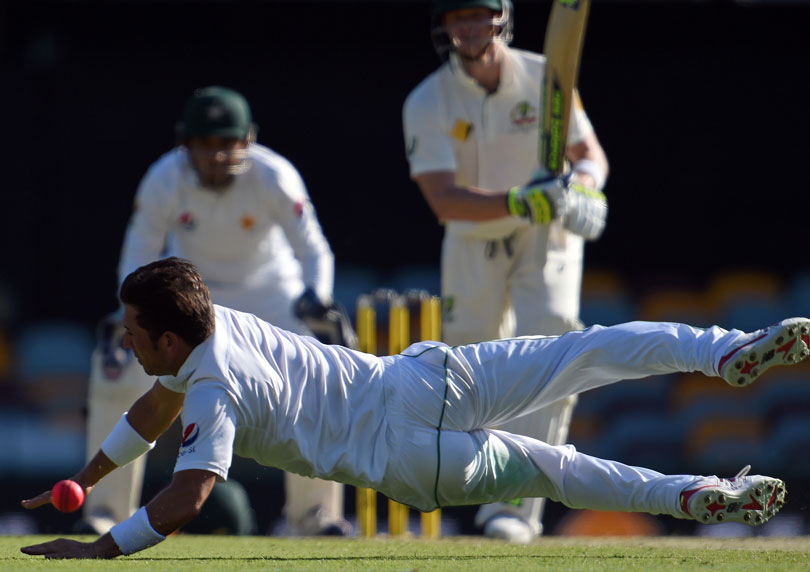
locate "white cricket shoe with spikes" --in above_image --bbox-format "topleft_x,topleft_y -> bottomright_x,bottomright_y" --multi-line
680,465 -> 786,526
718,318 -> 810,387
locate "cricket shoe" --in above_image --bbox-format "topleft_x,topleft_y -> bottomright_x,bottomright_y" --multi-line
718,318 -> 810,387
680,465 -> 786,526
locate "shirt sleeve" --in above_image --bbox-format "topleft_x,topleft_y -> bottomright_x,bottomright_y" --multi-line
174,382 -> 236,480
402,85 -> 457,177
117,162 -> 176,288
262,159 -> 335,303
567,94 -> 595,146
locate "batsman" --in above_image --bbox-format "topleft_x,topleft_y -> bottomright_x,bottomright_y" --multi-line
403,0 -> 608,542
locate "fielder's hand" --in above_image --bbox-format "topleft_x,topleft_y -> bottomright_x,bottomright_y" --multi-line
21,480 -> 92,510
20,489 -> 54,510
506,176 -> 566,224
21,539 -> 102,559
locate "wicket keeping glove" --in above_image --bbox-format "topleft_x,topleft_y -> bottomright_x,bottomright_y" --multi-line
294,288 -> 359,349
96,311 -> 134,380
506,176 -> 566,224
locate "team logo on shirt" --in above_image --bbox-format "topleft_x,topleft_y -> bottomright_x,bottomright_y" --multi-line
510,101 -> 538,132
240,215 -> 256,230
450,120 -> 472,142
181,423 -> 200,447
294,200 -> 306,218
178,211 -> 196,231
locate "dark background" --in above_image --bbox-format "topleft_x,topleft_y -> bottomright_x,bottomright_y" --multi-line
1,0 -> 810,537
2,0 -> 809,329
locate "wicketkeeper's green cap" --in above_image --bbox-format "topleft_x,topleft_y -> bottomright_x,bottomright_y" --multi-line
177,86 -> 252,140
432,0 -> 502,20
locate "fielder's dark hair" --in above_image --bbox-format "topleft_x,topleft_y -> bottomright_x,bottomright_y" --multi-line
119,257 -> 215,346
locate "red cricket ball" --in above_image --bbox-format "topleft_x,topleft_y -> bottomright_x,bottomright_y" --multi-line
51,480 -> 85,513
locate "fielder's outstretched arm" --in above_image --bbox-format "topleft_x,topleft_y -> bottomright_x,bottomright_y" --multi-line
126,380 -> 185,441
20,380 -> 183,511
21,469 -> 217,559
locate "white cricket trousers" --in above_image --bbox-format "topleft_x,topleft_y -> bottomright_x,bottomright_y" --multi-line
441,226 -> 585,533
378,321 -> 741,515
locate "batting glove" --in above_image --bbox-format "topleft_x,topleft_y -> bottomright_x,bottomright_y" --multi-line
506,176 -> 566,224
562,181 -> 608,240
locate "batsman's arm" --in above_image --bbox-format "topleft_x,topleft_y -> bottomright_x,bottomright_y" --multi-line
413,171 -> 511,222
412,124 -> 605,225
405,87 -> 510,222
566,129 -> 609,189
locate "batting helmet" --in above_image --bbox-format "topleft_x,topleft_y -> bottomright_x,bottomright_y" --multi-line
433,0 -> 504,20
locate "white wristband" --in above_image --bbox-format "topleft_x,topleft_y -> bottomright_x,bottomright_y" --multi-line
101,413 -> 155,467
572,158 -> 607,191
110,506 -> 166,555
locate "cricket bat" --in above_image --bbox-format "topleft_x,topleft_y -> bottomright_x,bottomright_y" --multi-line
538,0 -> 592,177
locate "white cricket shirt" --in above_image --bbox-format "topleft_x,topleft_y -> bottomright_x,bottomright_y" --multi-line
117,144 -> 334,303
161,305 -> 390,488
403,46 -> 594,239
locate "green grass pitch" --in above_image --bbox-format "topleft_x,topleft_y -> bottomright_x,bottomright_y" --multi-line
3,535 -> 810,571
